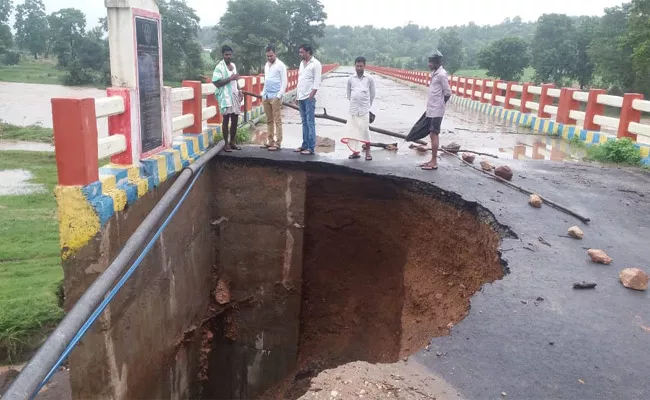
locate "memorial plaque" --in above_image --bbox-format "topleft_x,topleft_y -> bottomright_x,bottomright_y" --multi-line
135,17 -> 163,153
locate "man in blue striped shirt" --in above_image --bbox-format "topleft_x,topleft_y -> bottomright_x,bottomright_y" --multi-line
260,45 -> 288,151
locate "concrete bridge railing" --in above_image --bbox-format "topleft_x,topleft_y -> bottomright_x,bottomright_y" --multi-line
367,66 -> 650,165
52,63 -> 338,260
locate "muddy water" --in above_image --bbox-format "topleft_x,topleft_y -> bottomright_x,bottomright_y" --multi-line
0,169 -> 45,195
254,66 -> 587,163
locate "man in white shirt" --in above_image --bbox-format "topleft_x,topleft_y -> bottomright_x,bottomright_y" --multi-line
260,45 -> 288,151
294,43 -> 322,155
345,56 -> 376,160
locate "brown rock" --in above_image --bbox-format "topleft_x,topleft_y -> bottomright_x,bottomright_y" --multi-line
568,226 -> 584,239
214,279 -> 230,304
443,142 -> 461,154
480,160 -> 493,171
529,194 -> 543,208
619,268 -> 649,291
587,249 -> 613,265
462,153 -> 475,164
494,166 -> 513,181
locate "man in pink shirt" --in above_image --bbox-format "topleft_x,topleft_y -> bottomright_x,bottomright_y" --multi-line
421,50 -> 451,171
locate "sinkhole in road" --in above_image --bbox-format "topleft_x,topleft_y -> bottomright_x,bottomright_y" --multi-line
201,163 -> 515,399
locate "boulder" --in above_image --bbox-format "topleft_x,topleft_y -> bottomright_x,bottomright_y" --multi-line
495,166 -> 513,181
568,226 -> 584,239
619,268 -> 649,291
588,249 -> 613,265
529,194 -> 543,208
462,153 -> 475,163
480,160 -> 493,171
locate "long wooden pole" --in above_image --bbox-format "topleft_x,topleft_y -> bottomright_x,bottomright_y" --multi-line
241,91 -> 590,223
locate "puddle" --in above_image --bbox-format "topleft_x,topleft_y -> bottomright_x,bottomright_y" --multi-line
0,169 -> 46,195
0,140 -> 55,152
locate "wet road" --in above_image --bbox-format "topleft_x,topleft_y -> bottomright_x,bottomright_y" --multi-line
254,66 -> 586,163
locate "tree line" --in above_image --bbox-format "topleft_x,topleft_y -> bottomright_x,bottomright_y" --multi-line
314,0 -> 650,95
2,0 -> 649,96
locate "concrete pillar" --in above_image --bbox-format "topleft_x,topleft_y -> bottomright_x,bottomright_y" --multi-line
105,0 -> 165,160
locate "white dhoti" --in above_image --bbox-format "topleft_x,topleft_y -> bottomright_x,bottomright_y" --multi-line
346,114 -> 371,152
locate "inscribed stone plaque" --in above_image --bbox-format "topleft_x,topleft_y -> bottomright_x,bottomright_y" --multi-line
135,17 -> 163,153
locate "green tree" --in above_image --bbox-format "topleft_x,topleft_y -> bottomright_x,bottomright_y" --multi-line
477,37 -> 529,81
588,4 -> 634,93
158,0 -> 205,81
573,16 -> 599,89
14,0 -> 49,59
0,0 -> 12,55
437,29 -> 464,73
48,8 -> 86,68
531,14 -> 577,85
0,0 -> 11,23
276,0 -> 327,67
216,0 -> 287,74
625,0 -> 650,95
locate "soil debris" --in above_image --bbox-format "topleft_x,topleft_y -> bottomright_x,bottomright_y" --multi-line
297,361 -> 464,400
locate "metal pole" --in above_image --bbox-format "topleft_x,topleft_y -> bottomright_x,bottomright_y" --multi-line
3,142 -> 224,399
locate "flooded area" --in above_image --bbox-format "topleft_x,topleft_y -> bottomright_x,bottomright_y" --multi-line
0,140 -> 54,152
0,169 -> 45,195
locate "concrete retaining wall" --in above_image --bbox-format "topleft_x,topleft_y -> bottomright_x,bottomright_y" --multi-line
64,171 -> 215,399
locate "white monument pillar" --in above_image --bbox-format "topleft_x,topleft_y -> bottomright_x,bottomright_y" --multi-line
105,0 -> 166,163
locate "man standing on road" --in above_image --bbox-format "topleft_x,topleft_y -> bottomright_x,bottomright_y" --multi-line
295,43 -> 322,156
212,45 -> 242,153
420,50 -> 451,170
344,56 -> 376,160
260,44 -> 288,151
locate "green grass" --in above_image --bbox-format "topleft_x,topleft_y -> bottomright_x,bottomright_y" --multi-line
0,57 -> 65,85
0,151 -> 63,363
585,138 -> 643,166
0,122 -> 54,143
453,67 -> 536,82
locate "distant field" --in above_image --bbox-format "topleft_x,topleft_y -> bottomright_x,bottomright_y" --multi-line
453,67 -> 536,82
0,57 -> 65,85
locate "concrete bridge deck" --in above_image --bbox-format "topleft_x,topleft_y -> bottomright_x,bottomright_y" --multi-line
6,66 -> 650,400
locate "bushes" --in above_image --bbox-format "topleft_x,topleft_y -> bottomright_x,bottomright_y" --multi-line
1,50 -> 20,65
586,138 -> 643,165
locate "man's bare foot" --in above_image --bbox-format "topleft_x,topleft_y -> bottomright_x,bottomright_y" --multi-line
420,161 -> 437,170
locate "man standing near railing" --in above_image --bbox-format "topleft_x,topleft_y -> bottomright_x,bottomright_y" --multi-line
295,43 -> 322,156
420,50 -> 451,171
212,45 -> 242,153
260,45 -> 288,151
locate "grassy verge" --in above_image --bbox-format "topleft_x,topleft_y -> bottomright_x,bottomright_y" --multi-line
0,122 -> 54,143
0,151 -> 63,363
0,57 -> 65,85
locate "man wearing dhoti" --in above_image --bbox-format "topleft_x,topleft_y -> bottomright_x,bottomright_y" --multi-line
344,56 -> 376,160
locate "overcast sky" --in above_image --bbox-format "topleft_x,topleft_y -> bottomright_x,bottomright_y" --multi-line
41,0 -> 625,28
